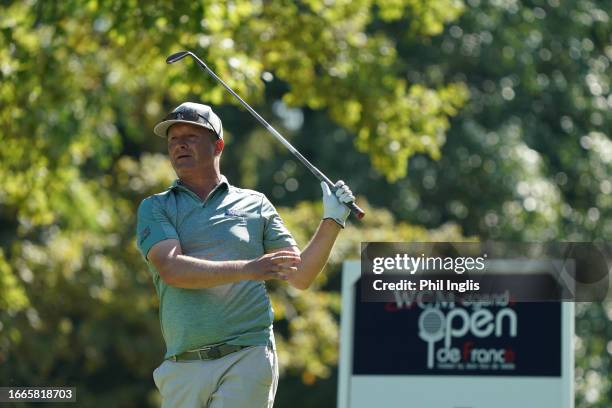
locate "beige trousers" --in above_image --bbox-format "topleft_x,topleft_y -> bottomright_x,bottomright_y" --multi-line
153,345 -> 278,408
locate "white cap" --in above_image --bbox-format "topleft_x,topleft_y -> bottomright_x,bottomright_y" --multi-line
153,102 -> 223,139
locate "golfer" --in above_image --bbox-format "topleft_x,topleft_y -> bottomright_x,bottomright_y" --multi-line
136,102 -> 354,408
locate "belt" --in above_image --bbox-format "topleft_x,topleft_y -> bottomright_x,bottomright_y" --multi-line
169,343 -> 250,362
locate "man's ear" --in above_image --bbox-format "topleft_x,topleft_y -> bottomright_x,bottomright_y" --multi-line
214,139 -> 224,155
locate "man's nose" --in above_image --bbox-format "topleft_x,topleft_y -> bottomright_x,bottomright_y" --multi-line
171,143 -> 187,157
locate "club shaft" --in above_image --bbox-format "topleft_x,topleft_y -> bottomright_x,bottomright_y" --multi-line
188,54 -> 331,184
181,52 -> 365,219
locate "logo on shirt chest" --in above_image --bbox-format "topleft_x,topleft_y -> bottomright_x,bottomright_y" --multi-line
224,209 -> 250,218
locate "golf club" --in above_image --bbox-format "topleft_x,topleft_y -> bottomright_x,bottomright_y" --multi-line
166,50 -> 366,220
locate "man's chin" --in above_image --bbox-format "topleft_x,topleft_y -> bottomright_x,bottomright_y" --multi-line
173,162 -> 197,175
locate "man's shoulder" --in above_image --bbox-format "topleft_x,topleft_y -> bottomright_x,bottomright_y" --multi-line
228,185 -> 266,200
137,188 -> 175,212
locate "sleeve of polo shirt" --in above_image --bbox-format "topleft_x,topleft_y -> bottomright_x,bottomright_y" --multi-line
261,195 -> 297,251
136,196 -> 179,260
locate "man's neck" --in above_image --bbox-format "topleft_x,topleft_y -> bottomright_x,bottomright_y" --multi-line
178,171 -> 222,201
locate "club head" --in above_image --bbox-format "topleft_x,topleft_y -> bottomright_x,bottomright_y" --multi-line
166,51 -> 191,64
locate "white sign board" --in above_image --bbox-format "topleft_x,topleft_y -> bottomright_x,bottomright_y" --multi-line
338,260 -> 574,408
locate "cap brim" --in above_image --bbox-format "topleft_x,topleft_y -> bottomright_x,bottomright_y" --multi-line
153,120 -> 219,139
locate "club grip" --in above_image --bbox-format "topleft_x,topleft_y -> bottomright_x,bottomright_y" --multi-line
347,201 -> 366,219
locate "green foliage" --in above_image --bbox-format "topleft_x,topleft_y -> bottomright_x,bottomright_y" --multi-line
0,0 -> 609,406
383,0 -> 611,241
0,249 -> 28,313
575,301 -> 612,407
1,2 -> 468,404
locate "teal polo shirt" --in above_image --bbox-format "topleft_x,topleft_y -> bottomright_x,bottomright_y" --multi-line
136,175 -> 297,359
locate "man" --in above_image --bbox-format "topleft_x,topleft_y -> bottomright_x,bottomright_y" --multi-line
136,102 -> 354,408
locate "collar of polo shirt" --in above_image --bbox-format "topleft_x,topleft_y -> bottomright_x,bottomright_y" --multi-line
171,175 -> 231,190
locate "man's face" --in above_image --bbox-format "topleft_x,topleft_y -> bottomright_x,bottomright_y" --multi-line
167,123 -> 222,176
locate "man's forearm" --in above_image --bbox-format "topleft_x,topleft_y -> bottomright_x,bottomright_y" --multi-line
290,219 -> 341,290
160,255 -> 249,289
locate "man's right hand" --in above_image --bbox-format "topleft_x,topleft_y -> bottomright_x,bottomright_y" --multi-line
244,251 -> 301,281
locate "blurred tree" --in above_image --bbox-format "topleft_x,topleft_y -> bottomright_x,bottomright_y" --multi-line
236,0 -> 611,242
0,0 -> 468,406
1,0 -> 609,406
374,0 -> 611,241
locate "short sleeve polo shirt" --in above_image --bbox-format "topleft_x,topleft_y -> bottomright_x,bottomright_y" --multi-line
136,175 -> 297,359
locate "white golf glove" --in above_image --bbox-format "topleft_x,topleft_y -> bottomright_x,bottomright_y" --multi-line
321,180 -> 355,228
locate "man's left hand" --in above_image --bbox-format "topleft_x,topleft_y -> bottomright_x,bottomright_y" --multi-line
321,180 -> 355,228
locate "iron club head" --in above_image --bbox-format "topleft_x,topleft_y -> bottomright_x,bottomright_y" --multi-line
166,51 -> 191,64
